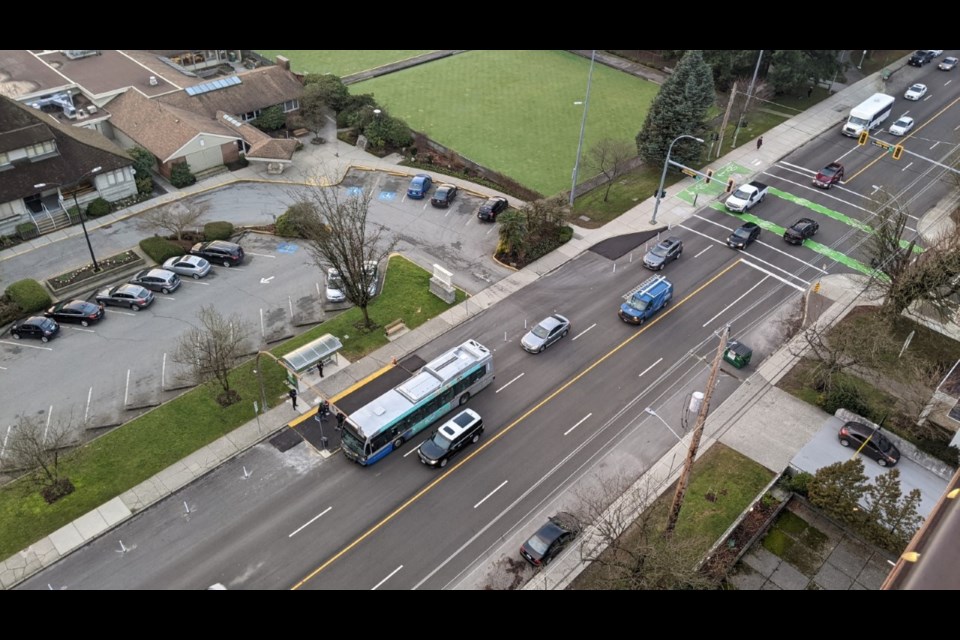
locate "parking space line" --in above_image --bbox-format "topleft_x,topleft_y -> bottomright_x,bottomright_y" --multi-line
183,280 -> 210,286
246,252 -> 276,258
106,309 -> 138,316
0,365 -> 7,370
162,353 -> 167,390
485,225 -> 496,235
260,308 -> 265,336
85,387 -> 93,423
288,296 -> 294,318
572,323 -> 595,341
0,340 -> 53,350
703,276 -> 770,327
43,405 -> 53,442
68,327 -> 96,333
124,369 -> 131,407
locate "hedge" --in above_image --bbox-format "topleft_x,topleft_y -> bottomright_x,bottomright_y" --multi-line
86,197 -> 111,218
203,221 -> 234,241
6,279 -> 52,313
139,236 -> 184,264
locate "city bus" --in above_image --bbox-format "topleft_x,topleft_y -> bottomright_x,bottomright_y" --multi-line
841,92 -> 895,137
340,339 -> 494,466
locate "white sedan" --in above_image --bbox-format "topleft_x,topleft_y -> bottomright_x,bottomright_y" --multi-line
904,83 -> 928,100
889,116 -> 915,136
929,50 -> 944,57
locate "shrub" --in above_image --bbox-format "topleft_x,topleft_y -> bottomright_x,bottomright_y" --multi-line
128,147 -> 155,194
139,236 -> 184,263
7,279 -> 52,313
203,221 -> 234,241
254,105 -> 286,132
275,203 -> 315,238
782,471 -> 813,496
85,197 -> 111,218
170,162 -> 196,188
135,176 -> 154,196
16,222 -> 39,240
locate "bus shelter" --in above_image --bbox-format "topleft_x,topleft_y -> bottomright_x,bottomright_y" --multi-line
279,333 -> 342,391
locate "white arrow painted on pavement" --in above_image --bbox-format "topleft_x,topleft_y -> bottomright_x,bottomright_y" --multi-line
260,276 -> 275,284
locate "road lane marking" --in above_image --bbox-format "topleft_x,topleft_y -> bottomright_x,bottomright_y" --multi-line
739,259 -> 806,292
697,210 -> 830,272
289,506 -> 332,538
638,358 -> 663,378
105,309 -> 138,316
124,369 -> 131,407
571,323 -> 595,340
474,480 -> 509,509
85,387 -> 93,424
694,246 -> 712,258
371,565 -> 403,590
703,276 -> 770,327
563,413 -> 592,436
495,373 -> 525,393
291,260 -> 744,589
0,340 -> 52,350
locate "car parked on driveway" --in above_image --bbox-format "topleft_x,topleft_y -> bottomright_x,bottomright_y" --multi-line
838,421 -> 901,467
813,162 -> 844,189
190,240 -> 244,267
643,237 -> 683,270
162,255 -> 211,279
520,513 -> 581,567
417,408 -> 483,468
889,116 -> 915,136
727,222 -> 760,249
129,268 -> 181,294
95,284 -> 155,311
783,218 -> 820,245
477,196 -> 508,222
521,314 -> 570,353
430,183 -> 458,208
44,300 -> 105,326
11,316 -> 60,342
407,173 -> 433,199
939,56 -> 958,71
904,83 -> 928,101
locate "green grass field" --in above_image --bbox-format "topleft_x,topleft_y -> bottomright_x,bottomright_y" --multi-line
255,51 -> 432,77
352,50 -> 658,196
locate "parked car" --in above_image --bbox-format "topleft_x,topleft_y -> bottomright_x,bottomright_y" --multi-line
430,183 -> 458,208
838,421 -> 901,467
162,255 -> 211,279
95,284 -> 155,311
783,218 -> 820,245
727,222 -> 761,249
407,173 -> 433,199
477,196 -> 508,222
520,513 -> 582,566
190,240 -> 244,267
363,260 -> 378,297
325,267 -> 345,302
929,50 -> 944,57
521,314 -> 570,353
904,83 -> 928,101
44,299 -> 105,326
813,162 -> 844,189
939,56 -> 958,71
129,268 -> 181,294
643,237 -> 683,271
908,50 -> 935,66
10,316 -> 60,342
889,116 -> 915,136
417,409 -> 483,468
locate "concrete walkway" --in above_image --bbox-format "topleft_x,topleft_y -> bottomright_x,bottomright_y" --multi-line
1,52 -> 932,590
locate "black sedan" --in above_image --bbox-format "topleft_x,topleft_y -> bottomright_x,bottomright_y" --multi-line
477,196 -> 508,222
430,183 -> 458,208
727,222 -> 760,249
783,218 -> 819,245
520,513 -> 581,566
95,284 -> 155,311
11,316 -> 60,342
45,299 -> 105,326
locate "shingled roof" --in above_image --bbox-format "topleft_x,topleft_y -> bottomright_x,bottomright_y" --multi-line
214,111 -> 297,162
0,95 -> 132,203
157,65 -> 303,119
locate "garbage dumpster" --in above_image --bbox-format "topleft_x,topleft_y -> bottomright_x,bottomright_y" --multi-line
723,340 -> 753,369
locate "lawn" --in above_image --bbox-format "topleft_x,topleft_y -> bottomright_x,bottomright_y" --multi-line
0,255 -> 465,560
352,50 -> 658,196
254,50 -> 433,77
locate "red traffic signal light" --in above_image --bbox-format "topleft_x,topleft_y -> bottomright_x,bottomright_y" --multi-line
725,179 -> 735,193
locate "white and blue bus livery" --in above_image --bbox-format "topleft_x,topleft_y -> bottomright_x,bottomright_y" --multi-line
341,340 -> 494,466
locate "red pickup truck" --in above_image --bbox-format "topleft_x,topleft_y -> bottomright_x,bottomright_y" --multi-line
813,162 -> 844,189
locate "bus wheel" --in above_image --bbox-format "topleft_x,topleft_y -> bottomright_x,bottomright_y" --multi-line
459,392 -> 471,406
393,436 -> 404,450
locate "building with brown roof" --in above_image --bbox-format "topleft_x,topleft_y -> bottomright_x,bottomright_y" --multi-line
0,95 -> 136,238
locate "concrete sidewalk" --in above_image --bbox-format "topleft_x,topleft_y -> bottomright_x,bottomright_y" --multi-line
1,53 -> 930,590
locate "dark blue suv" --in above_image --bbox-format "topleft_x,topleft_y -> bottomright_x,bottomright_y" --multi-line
407,174 -> 433,199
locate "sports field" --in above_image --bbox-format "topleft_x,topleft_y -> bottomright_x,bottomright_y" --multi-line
255,50 -> 433,77
353,50 -> 657,195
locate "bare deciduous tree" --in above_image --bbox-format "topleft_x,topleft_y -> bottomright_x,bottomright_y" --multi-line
140,201 -> 210,242
295,181 -> 396,330
585,138 -> 635,202
4,413 -> 78,504
173,305 -> 252,406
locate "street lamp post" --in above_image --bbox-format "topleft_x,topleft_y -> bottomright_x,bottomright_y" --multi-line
569,49 -> 596,207
644,407 -> 683,442
34,165 -> 102,271
650,135 -> 703,225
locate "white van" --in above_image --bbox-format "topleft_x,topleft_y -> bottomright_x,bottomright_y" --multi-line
842,93 -> 895,137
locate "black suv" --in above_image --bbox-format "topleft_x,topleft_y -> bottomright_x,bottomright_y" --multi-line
477,196 -> 508,222
190,240 -> 244,267
417,409 -> 483,468
909,50 -> 935,67
838,421 -> 901,467
430,183 -> 458,208
727,222 -> 760,249
783,218 -> 819,245
520,513 -> 582,567
643,237 -> 683,270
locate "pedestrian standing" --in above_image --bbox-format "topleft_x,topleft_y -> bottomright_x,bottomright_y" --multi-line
317,360 -> 324,378
336,411 -> 345,432
756,136 -> 763,150
320,400 -> 330,419
807,86 -> 814,98
289,388 -> 298,410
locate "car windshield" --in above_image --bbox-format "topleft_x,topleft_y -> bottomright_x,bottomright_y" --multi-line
650,244 -> 669,258
436,189 -> 448,197
526,532 -> 551,555
894,119 -> 909,127
532,323 -> 552,338
328,275 -> 343,289
734,228 -> 752,239
429,432 -> 453,451
911,85 -> 923,92
40,318 -> 56,330
628,297 -> 649,312
821,166 -> 838,177
732,188 -> 751,199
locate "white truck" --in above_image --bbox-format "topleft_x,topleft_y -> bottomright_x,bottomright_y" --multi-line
725,181 -> 768,213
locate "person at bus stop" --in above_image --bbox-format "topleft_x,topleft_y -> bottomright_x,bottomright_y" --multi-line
317,360 -> 324,378
319,400 -> 330,419
289,388 -> 298,410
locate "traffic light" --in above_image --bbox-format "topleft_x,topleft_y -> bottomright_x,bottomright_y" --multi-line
858,130 -> 869,146
705,169 -> 714,185
725,179 -> 735,193
892,144 -> 904,161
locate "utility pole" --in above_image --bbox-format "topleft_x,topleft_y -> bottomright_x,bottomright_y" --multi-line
665,325 -> 730,536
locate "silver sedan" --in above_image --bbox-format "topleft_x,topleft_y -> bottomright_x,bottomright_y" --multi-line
163,255 -> 211,279
521,314 -> 571,353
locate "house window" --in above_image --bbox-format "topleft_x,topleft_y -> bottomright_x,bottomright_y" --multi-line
282,99 -> 299,113
241,110 -> 260,122
0,201 -> 15,219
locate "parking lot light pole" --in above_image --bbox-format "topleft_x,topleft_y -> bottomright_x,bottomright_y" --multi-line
650,135 -> 703,225
34,165 -> 102,272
